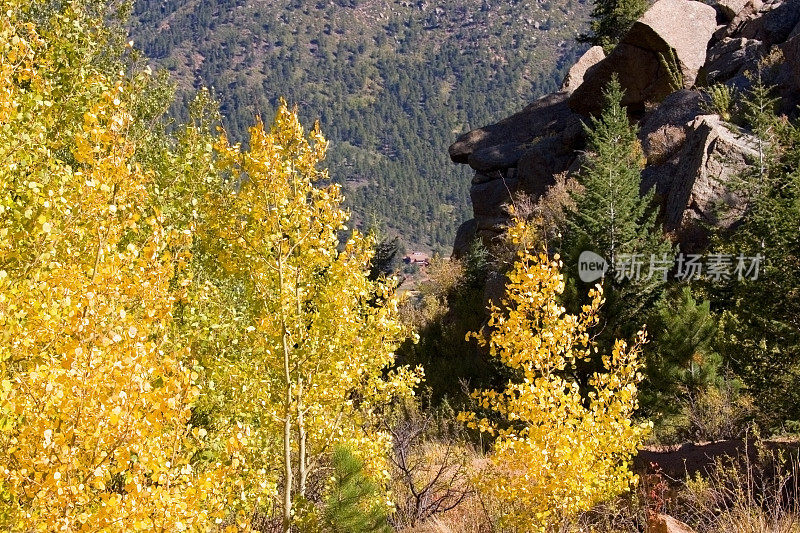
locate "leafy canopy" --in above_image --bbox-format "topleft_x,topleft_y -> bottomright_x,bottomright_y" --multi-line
192,101 -> 422,528
0,1 -> 246,529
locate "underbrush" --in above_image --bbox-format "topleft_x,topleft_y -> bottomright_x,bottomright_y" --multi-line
679,441 -> 800,533
397,436 -> 800,533
574,439 -> 800,533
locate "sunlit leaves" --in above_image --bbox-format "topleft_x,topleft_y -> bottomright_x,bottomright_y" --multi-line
2,1 -> 419,529
0,2 -> 243,529
191,101 -> 421,526
460,220 -> 650,531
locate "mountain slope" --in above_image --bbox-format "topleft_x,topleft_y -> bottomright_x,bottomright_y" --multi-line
130,0 -> 590,253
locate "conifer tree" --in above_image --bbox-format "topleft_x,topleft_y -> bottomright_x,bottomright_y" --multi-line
642,287 -> 722,421
565,76 -> 672,343
322,447 -> 391,533
580,0 -> 648,50
710,79 -> 800,427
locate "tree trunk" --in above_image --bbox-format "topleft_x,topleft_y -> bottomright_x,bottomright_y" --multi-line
279,253 -> 293,533
298,379 -> 307,496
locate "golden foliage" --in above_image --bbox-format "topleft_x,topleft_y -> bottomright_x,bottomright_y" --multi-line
192,102 -> 422,527
0,3 -> 247,529
460,221 -> 650,532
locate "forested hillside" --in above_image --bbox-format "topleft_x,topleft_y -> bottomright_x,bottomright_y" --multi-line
129,0 -> 589,253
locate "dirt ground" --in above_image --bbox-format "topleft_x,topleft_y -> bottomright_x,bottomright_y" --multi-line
635,438 -> 800,479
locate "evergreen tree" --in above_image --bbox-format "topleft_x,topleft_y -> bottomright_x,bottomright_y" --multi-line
580,0 -> 648,50
368,237 -> 400,281
564,76 -> 672,344
643,287 -> 722,420
323,448 -> 391,533
709,80 -> 800,428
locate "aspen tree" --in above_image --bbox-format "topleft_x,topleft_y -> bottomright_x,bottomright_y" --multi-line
208,103 -> 421,531
0,2 -> 244,529
461,221 -> 649,531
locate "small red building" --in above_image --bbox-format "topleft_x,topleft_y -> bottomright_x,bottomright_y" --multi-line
403,251 -> 430,266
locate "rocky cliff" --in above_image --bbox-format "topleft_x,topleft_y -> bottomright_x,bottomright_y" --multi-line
449,0 -> 800,256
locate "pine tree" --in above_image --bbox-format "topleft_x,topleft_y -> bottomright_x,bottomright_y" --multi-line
565,76 -> 672,343
322,448 -> 391,533
580,0 -> 648,50
643,287 -> 722,420
709,79 -> 800,427
368,237 -> 400,281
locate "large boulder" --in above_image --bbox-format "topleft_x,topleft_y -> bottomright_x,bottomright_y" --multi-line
639,89 -> 704,168
714,0 -> 757,22
516,135 -> 582,198
660,115 -> 757,247
704,37 -> 763,84
714,0 -> 763,40
468,142 -> 533,173
452,218 -> 478,258
561,46 -> 605,93
448,90 -> 587,244
470,174 -> 519,220
569,0 -> 717,116
740,0 -> 800,46
449,92 -> 575,165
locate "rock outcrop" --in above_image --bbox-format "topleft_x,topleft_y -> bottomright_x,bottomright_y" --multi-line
778,28 -> 800,109
705,37 -> 762,84
560,46 -> 605,93
569,0 -> 717,116
716,0 -> 757,22
449,92 -> 585,242
449,92 -> 577,165
649,115 -> 757,248
647,513 -> 697,533
739,0 -> 800,46
448,0 -> 800,256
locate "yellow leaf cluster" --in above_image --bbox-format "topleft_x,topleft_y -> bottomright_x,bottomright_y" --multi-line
188,101 -> 422,527
0,2 -> 421,529
460,220 -> 650,532
0,3 -> 246,529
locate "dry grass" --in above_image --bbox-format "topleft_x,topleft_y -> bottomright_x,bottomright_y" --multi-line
678,440 -> 800,533
398,437 -> 800,533
387,391 -> 800,533
397,493 -> 493,533
573,438 -> 800,533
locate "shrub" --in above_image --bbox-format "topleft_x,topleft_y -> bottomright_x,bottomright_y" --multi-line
459,220 -> 650,531
702,84 -> 737,122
